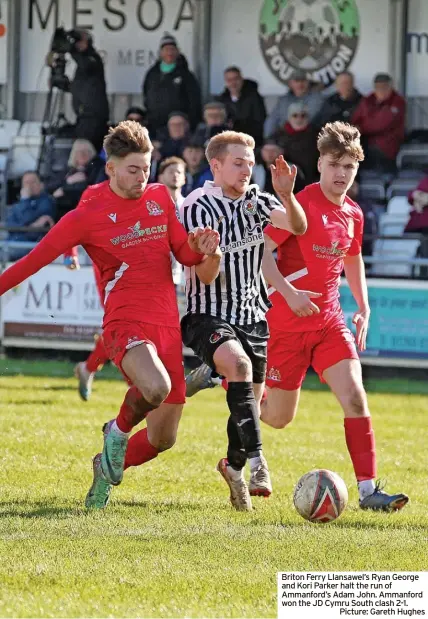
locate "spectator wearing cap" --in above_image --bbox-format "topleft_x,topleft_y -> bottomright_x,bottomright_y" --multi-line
315,71 -> 362,128
271,102 -> 319,187
253,140 -> 306,196
216,66 -> 266,147
125,106 -> 147,126
352,73 -> 406,174
264,69 -> 324,138
157,112 -> 190,159
182,141 -> 213,196
193,101 -> 229,147
142,32 -> 202,136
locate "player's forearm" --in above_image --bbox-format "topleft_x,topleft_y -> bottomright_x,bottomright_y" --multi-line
174,241 -> 205,268
272,195 -> 307,235
262,246 -> 296,301
0,241 -> 61,295
195,250 -> 222,285
344,254 -> 370,311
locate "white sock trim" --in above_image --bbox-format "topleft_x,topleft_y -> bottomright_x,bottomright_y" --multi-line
227,464 -> 244,481
111,420 -> 131,438
358,479 -> 376,500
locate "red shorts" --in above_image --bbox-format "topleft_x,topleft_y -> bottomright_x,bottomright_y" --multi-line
266,321 -> 359,391
103,321 -> 185,404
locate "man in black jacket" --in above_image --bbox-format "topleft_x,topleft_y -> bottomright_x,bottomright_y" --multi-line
216,66 -> 266,147
70,31 -> 109,153
315,71 -> 362,129
143,33 -> 202,136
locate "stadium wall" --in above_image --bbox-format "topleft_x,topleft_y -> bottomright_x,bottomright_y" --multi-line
1,0 -> 428,128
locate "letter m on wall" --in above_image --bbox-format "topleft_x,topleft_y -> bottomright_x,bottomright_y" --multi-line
29,0 -> 59,30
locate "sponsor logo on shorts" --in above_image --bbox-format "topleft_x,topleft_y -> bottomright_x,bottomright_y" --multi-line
126,336 -> 145,350
267,367 -> 281,382
146,200 -> 163,216
110,221 -> 167,248
313,240 -> 349,260
209,331 -> 225,344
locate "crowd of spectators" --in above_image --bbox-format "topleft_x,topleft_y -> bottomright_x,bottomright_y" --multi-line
3,30 -> 427,271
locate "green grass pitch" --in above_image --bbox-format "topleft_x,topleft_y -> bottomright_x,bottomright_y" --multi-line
0,359 -> 427,618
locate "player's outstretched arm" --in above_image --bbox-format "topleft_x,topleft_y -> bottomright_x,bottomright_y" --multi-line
270,156 -> 307,235
0,210 -> 84,296
263,233 -> 321,317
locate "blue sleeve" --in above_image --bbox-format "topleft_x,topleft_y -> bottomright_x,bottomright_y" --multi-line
34,194 -> 56,219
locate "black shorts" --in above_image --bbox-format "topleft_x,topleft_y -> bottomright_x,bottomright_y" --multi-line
181,313 -> 269,384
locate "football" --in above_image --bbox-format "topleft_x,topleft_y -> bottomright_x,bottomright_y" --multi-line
293,469 -> 348,523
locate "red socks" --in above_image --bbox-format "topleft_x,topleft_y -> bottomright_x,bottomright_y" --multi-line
85,335 -> 109,373
344,416 -> 377,481
124,428 -> 159,469
116,386 -> 142,433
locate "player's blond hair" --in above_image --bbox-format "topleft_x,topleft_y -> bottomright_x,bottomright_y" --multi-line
205,130 -> 255,162
317,122 -> 365,162
103,120 -> 153,159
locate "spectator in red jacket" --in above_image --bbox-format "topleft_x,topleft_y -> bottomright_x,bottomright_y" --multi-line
352,73 -> 406,174
405,176 -> 428,234
406,176 -> 428,277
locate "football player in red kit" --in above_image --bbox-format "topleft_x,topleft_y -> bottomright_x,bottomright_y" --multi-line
0,121 -> 221,508
261,122 -> 408,512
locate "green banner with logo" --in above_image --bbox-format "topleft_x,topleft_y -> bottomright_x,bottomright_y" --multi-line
340,279 -> 428,362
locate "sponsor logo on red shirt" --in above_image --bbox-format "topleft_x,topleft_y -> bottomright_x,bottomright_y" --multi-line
312,240 -> 349,260
110,221 -> 167,248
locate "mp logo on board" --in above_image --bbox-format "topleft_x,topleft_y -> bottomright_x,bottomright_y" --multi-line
259,0 -> 360,87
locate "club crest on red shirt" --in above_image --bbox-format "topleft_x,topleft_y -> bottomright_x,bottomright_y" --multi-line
146,200 -> 163,216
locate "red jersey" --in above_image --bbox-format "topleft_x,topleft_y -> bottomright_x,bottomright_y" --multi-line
265,183 -> 363,332
0,182 -> 203,329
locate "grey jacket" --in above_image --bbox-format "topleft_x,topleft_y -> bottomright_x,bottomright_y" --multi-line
264,90 -> 325,137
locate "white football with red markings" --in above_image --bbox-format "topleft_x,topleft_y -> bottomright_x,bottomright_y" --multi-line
293,469 -> 348,523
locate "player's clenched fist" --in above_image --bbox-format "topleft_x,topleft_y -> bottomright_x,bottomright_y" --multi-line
188,227 -> 222,257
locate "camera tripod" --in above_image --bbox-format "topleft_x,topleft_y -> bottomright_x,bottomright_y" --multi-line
37,82 -> 73,179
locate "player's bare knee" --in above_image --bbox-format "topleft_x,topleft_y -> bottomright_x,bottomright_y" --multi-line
344,386 -> 368,416
264,411 -> 294,429
143,376 -> 171,408
234,354 -> 252,380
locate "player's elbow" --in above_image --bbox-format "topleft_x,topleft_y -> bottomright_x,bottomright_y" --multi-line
291,219 -> 307,235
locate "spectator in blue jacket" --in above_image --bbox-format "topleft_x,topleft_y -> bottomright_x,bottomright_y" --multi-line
6,171 -> 55,260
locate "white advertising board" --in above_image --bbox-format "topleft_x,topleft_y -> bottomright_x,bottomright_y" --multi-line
209,0 -> 392,96
1,263 -> 103,348
20,0 -> 195,93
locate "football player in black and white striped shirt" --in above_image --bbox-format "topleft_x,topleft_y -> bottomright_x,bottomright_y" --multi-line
180,131 -> 307,511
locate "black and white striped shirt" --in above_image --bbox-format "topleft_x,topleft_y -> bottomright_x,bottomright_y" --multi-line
180,181 -> 285,326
